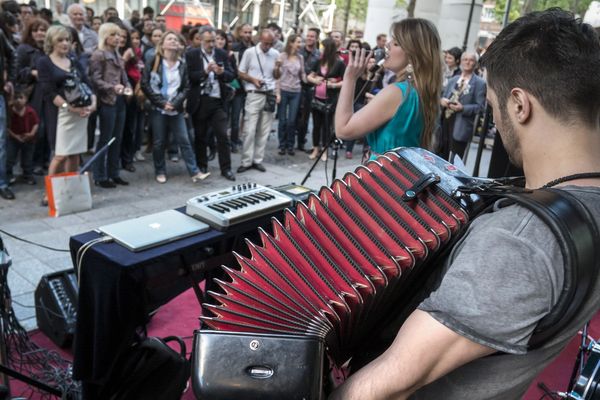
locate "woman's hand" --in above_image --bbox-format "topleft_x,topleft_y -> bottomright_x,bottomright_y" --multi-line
164,102 -> 175,112
345,48 -> 371,82
114,84 -> 125,94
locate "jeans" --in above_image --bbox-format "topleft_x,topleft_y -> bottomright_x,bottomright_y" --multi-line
277,90 -> 301,150
7,137 -> 35,178
150,111 -> 199,176
0,96 -> 7,188
297,86 -> 314,149
229,91 -> 245,145
121,99 -> 144,166
94,97 -> 127,181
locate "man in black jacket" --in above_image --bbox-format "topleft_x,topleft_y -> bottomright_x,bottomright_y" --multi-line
186,26 -> 236,181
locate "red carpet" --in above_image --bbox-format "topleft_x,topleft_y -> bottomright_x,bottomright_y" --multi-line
8,288 -> 600,399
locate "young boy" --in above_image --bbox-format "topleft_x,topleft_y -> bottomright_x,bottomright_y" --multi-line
7,88 -> 39,185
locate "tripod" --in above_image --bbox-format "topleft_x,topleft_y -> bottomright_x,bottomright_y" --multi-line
301,134 -> 342,186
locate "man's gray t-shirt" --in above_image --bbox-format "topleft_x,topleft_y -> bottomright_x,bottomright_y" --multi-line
412,186 -> 600,399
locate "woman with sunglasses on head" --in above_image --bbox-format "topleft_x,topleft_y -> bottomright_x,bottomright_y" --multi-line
335,19 -> 442,161
37,25 -> 96,204
90,22 -> 132,188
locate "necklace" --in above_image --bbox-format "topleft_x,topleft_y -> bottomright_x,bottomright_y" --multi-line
542,172 -> 600,188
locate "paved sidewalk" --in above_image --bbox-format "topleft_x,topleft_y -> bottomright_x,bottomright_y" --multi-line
0,134 -> 491,330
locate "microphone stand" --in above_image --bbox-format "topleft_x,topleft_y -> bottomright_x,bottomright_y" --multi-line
301,68 -> 381,186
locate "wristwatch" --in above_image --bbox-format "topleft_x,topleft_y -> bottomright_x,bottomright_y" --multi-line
61,102 -> 68,109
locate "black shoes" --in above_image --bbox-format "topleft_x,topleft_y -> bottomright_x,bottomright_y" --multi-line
112,177 -> 129,186
222,170 -> 236,181
207,148 -> 216,161
237,164 -> 266,173
287,149 -> 295,156
95,180 -> 116,188
200,167 -> 208,174
278,148 -> 286,155
252,163 -> 266,172
0,187 -> 15,200
123,164 -> 136,172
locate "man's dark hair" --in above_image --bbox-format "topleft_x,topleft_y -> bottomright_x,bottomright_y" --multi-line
481,8 -> 600,129
39,7 -> 51,23
1,1 -> 19,15
266,22 -> 281,34
142,6 -> 154,16
308,27 -> 320,36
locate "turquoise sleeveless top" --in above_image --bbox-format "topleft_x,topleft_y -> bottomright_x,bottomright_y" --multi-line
366,81 -> 423,155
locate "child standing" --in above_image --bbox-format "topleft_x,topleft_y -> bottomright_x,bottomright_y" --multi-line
7,89 -> 40,185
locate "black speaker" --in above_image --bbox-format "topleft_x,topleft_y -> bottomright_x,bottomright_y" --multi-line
34,269 -> 78,348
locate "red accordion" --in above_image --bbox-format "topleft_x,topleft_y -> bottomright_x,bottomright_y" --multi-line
192,148 -> 488,399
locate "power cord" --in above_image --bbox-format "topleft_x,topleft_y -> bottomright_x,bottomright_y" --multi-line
0,228 -> 69,253
76,236 -> 113,286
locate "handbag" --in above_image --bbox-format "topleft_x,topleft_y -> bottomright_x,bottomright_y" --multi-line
255,48 -> 277,113
311,98 -> 333,114
63,61 -> 93,107
104,336 -> 190,400
44,172 -> 92,217
264,91 -> 277,112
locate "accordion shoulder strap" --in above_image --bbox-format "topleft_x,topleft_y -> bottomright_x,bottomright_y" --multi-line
500,188 -> 599,349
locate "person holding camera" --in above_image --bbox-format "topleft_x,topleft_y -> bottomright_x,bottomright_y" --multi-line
186,26 -> 236,181
236,29 -> 280,173
440,51 -> 486,162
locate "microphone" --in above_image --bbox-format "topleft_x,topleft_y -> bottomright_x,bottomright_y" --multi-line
369,58 -> 385,74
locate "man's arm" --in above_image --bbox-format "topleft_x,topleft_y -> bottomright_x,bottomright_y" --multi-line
329,310 -> 495,400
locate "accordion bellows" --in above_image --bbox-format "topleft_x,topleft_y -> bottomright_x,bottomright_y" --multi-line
201,149 -> 471,363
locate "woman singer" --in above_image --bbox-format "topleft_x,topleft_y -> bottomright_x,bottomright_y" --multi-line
335,19 -> 442,159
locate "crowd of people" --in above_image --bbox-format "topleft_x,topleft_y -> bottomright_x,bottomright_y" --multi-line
0,0 -> 489,203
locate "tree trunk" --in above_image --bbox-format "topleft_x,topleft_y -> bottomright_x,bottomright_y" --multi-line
259,0 -> 271,28
407,0 -> 416,17
521,0 -> 536,15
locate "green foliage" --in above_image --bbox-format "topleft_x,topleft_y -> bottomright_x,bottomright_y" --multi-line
349,0 -> 370,21
494,0 -> 595,24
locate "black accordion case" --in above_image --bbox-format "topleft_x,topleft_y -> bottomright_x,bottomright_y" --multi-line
191,147 -> 492,399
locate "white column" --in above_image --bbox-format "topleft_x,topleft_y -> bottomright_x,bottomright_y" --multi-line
363,0 -> 401,46
116,0 -> 125,19
414,0 -> 443,25
437,0 -> 483,50
218,0 -> 224,28
252,0 -> 262,28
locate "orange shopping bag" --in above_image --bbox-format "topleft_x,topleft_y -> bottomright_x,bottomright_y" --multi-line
44,172 -> 92,217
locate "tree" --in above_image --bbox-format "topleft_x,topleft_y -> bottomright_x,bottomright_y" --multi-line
495,0 -> 594,24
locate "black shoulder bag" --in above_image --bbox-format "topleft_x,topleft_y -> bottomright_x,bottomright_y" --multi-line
63,57 -> 93,107
255,48 -> 276,112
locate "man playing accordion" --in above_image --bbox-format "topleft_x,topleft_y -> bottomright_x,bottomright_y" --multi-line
330,9 -> 600,400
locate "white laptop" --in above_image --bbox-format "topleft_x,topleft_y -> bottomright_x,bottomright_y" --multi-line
98,210 -> 210,252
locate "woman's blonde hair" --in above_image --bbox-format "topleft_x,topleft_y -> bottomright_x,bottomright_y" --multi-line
44,25 -> 70,55
98,22 -> 121,51
156,30 -> 185,58
391,18 -> 443,150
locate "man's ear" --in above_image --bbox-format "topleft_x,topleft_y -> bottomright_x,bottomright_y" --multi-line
509,88 -> 532,124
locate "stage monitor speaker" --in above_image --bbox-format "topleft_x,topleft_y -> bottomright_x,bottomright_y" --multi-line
34,269 -> 78,348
